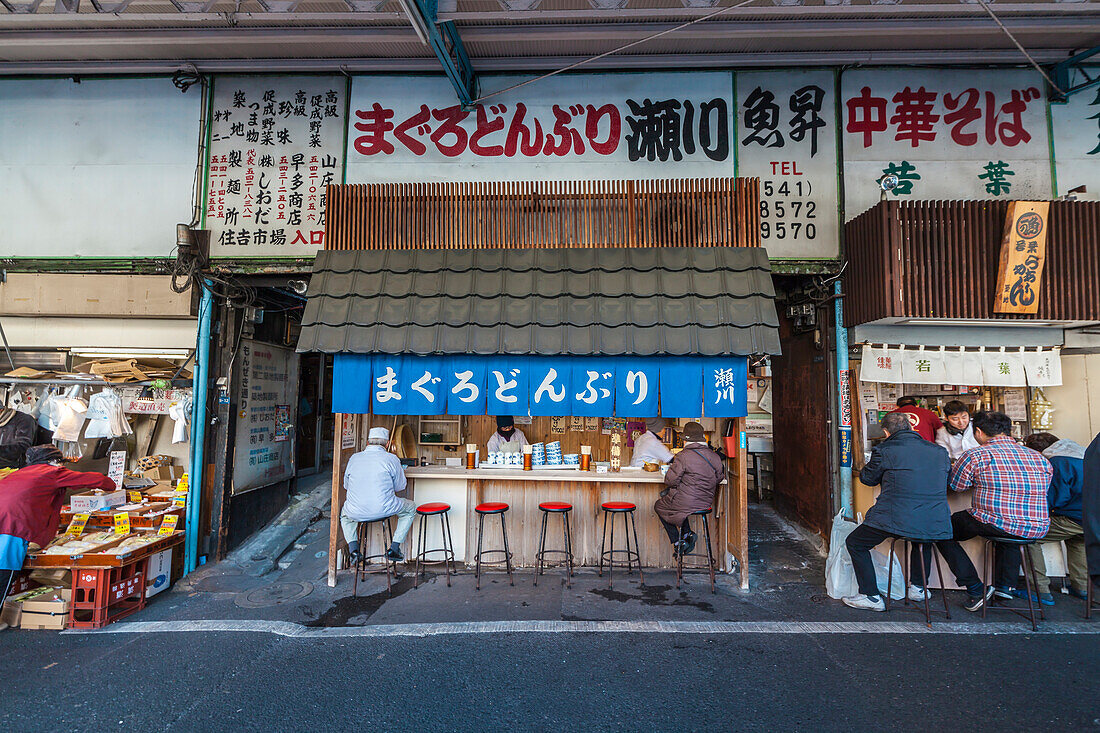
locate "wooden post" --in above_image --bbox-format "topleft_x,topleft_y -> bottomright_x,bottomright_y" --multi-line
726,416 -> 750,590
327,413 -> 347,587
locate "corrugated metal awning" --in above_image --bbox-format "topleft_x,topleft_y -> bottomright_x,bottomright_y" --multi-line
297,246 -> 780,356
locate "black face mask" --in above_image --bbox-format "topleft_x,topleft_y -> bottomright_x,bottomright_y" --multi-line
499,427 -> 515,438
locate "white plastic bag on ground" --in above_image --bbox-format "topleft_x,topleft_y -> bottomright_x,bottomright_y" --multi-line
825,511 -> 907,600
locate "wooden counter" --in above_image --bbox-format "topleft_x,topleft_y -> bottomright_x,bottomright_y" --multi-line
401,466 -> 726,570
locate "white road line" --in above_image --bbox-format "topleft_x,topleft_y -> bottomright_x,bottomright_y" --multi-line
66,618 -> 1100,638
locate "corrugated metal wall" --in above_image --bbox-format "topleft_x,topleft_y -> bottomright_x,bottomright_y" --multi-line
324,178 -> 760,250
845,200 -> 1100,325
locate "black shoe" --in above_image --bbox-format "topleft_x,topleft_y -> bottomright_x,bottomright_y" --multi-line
680,531 -> 697,556
347,550 -> 362,567
964,586 -> 996,612
385,548 -> 405,562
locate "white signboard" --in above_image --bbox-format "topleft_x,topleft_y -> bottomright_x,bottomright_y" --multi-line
233,340 -> 299,494
206,75 -> 347,257
107,451 -> 126,492
859,346 -> 1057,387
736,69 -> 840,259
842,69 -> 1052,220
1050,68 -> 1100,195
0,78 -> 199,258
346,72 -> 734,183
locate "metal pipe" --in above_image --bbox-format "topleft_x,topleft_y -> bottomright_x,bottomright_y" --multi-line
835,280 -> 853,518
185,280 -> 214,575
0,377 -> 192,388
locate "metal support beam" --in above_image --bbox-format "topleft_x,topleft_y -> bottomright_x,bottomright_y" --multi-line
1050,45 -> 1100,101
398,0 -> 477,106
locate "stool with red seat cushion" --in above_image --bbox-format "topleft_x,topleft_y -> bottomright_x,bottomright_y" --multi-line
534,501 -> 575,587
598,501 -> 643,589
351,516 -> 399,598
474,502 -> 514,590
412,502 -> 457,589
676,508 -> 717,594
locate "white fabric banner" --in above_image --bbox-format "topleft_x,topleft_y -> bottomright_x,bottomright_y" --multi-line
899,347 -> 947,384
1023,349 -> 1063,387
942,348 -> 985,386
859,345 -> 902,383
981,348 -> 1027,387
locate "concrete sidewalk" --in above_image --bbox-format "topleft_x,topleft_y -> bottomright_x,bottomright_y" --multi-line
132,489 -> 1097,631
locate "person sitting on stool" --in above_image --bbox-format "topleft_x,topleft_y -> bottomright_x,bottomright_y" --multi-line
655,421 -> 723,556
341,427 -> 416,565
844,412 -> 952,612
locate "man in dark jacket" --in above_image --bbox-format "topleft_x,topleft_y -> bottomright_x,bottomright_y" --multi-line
0,408 -> 37,469
1084,432 -> 1100,595
1022,433 -> 1087,604
843,411 -> 952,612
655,422 -> 724,556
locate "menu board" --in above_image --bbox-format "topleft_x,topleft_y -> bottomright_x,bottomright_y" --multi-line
233,340 -> 299,494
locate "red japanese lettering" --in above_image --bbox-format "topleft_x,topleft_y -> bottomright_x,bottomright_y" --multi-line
584,103 -> 620,155
430,105 -> 470,157
504,103 -> 544,158
845,86 -> 889,147
469,104 -> 506,157
890,87 -> 939,147
543,104 -> 584,157
991,87 -> 1040,147
943,88 -> 981,146
353,103 -> 395,155
393,104 -> 431,155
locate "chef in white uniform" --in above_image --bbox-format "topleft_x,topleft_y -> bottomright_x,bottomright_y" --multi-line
935,400 -> 979,462
630,417 -> 674,467
487,416 -> 529,453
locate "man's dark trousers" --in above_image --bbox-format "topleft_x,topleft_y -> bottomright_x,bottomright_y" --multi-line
936,510 -> 1024,590
845,524 -> 933,598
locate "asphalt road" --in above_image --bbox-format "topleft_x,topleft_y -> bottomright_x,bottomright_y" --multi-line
2,630 -> 1098,731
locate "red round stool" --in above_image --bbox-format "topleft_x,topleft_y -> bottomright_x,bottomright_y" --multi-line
534,502 -> 575,588
599,501 -> 643,589
474,502 -> 513,591
413,502 -> 457,589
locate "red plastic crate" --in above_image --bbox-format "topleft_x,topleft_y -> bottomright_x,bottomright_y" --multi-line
68,558 -> 148,630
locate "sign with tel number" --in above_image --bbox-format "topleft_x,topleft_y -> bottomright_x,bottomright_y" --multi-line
736,69 -> 840,259
113,512 -> 131,535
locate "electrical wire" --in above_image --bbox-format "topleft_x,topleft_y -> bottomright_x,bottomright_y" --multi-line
473,0 -> 764,104
971,0 -> 1064,96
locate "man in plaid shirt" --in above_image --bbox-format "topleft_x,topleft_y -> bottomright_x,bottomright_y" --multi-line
935,411 -> 1052,612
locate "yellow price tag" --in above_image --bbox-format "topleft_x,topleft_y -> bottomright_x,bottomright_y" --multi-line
127,490 -> 143,504
158,514 -> 179,536
65,513 -> 90,537
113,512 -> 131,535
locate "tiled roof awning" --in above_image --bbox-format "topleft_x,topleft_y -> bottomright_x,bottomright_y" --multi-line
297,247 -> 780,356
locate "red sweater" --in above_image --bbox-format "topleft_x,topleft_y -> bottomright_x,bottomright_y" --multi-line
0,464 -> 115,548
891,406 -> 944,442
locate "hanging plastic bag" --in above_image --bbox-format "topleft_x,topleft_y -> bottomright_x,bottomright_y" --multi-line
825,511 -> 859,599
825,511 -> 907,600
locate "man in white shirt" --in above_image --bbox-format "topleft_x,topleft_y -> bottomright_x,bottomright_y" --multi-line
341,427 -> 415,564
487,416 -> 528,453
935,400 -> 979,462
630,417 -> 674,467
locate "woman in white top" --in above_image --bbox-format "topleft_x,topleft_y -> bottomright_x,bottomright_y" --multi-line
935,400 -> 979,461
487,416 -> 528,453
630,417 -> 675,467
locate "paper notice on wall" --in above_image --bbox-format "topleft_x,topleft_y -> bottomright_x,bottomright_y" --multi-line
107,450 -> 126,491
1003,388 -> 1029,421
569,416 -> 584,431
341,414 -> 357,450
584,417 -> 599,431
550,417 -> 567,434
757,383 -> 773,414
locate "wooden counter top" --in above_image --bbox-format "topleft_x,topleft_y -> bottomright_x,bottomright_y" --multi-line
404,465 -> 670,484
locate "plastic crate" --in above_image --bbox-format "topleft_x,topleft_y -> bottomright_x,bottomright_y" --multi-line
68,558 -> 148,630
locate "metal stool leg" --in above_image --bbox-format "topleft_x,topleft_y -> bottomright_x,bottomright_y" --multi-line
1087,580 -> 1094,620
702,514 -> 715,594
1018,545 -> 1038,630
476,512 -> 485,591
414,513 -> 426,589
383,518 -> 395,596
915,542 -> 931,626
629,509 -> 644,585
608,509 -> 616,589
885,537 -> 898,611
598,510 -> 608,578
501,512 -> 514,586
442,513 -> 455,587
353,521 -> 366,597
981,539 -> 992,620
676,527 -> 684,590
932,544 -> 952,620
624,511 -> 636,576
534,510 -> 548,587
564,511 -> 575,582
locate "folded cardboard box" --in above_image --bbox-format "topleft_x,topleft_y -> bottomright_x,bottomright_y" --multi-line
69,490 -> 127,513
141,465 -> 181,482
2,586 -> 68,629
19,588 -> 71,630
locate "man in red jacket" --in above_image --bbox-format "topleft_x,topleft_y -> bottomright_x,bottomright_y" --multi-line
890,395 -> 944,442
0,445 -> 115,625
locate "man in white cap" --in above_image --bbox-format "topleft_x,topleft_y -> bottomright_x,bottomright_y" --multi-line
341,427 -> 416,564
630,417 -> 674,467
